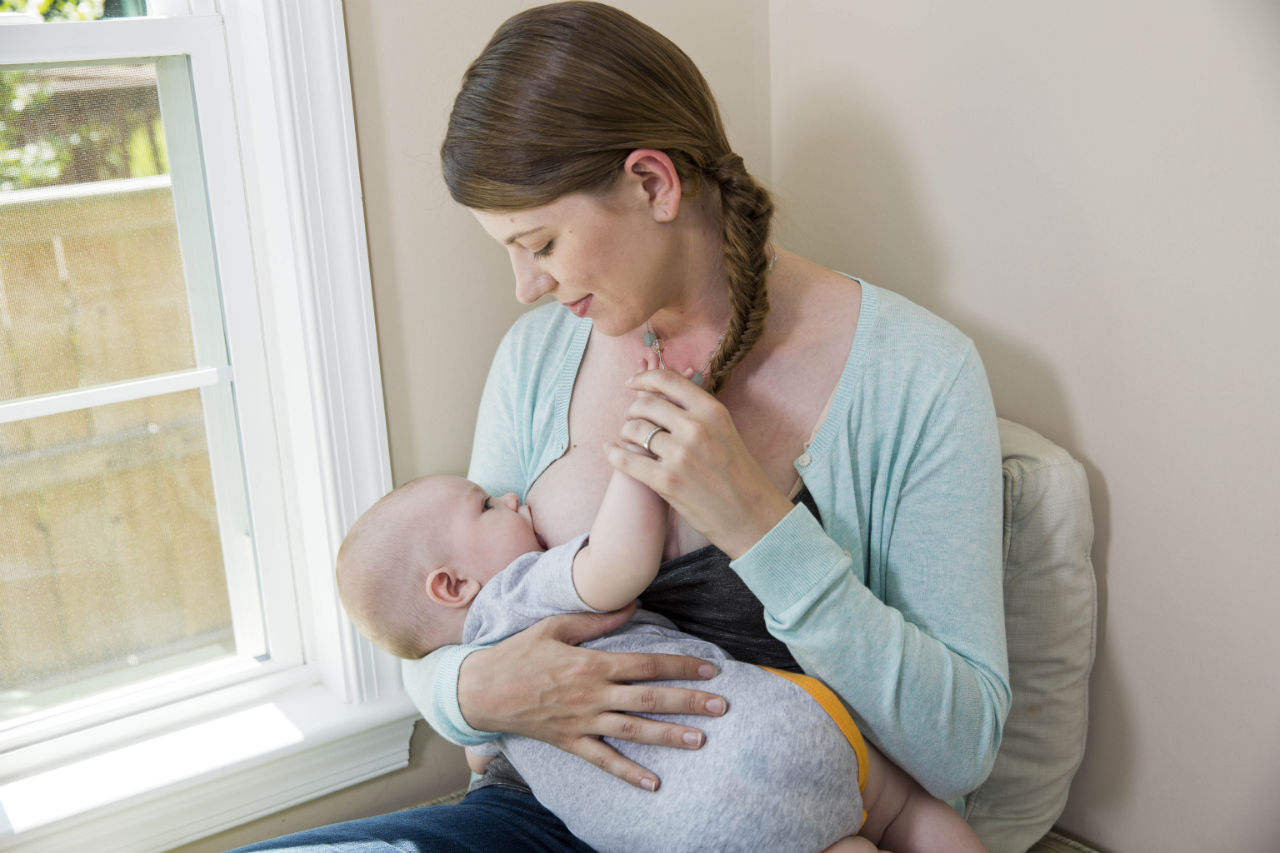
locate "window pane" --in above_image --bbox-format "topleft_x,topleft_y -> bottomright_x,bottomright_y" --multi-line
1,63 -> 195,401
0,390 -> 236,722
0,57 -> 265,728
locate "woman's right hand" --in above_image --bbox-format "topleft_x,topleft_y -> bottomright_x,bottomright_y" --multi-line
456,603 -> 728,791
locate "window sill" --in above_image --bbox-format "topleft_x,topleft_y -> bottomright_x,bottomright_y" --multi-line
0,683 -> 419,853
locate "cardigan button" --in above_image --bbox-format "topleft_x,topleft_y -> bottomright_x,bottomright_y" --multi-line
796,452 -> 812,467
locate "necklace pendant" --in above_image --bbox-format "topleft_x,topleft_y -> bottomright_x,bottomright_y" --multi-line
691,371 -> 704,387
643,330 -> 658,348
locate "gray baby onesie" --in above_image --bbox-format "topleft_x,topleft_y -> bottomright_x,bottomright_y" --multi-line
462,535 -> 865,853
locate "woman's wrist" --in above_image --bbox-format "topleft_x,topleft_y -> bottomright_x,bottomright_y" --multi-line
455,645 -> 503,734
718,486 -> 795,560
729,504 -> 851,613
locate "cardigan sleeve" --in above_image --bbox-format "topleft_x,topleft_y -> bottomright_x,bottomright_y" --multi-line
732,345 -> 1010,800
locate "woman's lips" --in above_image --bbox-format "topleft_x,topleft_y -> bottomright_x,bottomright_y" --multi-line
566,295 -> 592,317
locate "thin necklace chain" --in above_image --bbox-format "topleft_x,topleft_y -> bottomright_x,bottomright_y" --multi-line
642,251 -> 778,387
643,321 -> 723,387
640,252 -> 778,384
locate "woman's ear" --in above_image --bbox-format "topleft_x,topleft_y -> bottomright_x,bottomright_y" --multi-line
425,566 -> 481,608
623,148 -> 682,223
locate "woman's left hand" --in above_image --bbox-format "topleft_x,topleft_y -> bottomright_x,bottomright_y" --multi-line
606,368 -> 795,559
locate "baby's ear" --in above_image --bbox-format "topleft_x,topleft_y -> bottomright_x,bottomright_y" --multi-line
425,566 -> 480,608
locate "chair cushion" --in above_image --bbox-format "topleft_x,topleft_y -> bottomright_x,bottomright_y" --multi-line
964,419 -> 1097,853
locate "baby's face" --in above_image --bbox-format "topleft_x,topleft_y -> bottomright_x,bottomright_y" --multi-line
428,477 -> 545,581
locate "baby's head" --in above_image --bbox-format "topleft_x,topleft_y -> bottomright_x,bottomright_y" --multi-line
336,474 -> 542,659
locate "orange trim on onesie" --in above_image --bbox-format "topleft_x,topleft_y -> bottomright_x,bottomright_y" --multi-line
760,666 -> 870,794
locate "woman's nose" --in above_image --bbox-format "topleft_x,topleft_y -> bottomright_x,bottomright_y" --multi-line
511,254 -> 555,304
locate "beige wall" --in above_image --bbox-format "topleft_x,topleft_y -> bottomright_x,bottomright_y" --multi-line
188,1 -> 1280,849
770,2 -> 1280,851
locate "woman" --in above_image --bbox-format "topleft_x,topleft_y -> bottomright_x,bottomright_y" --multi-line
236,2 -> 1008,849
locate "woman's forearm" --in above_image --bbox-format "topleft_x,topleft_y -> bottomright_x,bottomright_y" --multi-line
730,349 -> 1010,798
402,645 -> 495,746
732,507 -> 1008,799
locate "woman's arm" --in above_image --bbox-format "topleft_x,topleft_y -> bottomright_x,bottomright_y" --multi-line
611,345 -> 1009,800
735,349 -> 1009,798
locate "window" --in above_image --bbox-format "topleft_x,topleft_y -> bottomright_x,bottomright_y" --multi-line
1,57 -> 281,742
0,4 -> 413,851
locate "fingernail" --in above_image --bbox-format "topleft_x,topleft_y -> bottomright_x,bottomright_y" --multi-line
706,698 -> 727,715
698,664 -> 717,679
683,731 -> 704,747
641,777 -> 658,791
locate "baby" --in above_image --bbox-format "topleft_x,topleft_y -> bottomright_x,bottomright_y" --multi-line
336,380 -> 986,853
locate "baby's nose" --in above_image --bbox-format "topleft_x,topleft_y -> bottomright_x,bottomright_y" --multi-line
499,492 -> 520,511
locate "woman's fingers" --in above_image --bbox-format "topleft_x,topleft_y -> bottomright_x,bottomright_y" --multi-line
569,735 -> 663,791
601,676 -> 732,722
610,369 -> 794,558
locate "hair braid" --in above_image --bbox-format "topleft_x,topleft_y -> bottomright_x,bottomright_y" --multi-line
702,152 -> 774,396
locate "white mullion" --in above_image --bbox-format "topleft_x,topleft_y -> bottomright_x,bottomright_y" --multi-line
180,16 -> 305,666
0,16 -> 220,65
0,175 -> 170,209
155,47 -> 274,662
0,367 -> 227,424
155,53 -> 227,370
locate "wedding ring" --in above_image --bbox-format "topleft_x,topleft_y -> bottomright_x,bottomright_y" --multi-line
642,425 -> 668,454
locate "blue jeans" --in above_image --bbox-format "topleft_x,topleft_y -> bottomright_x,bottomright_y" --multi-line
228,785 -> 597,852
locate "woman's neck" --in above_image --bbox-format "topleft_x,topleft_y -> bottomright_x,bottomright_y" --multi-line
645,214 -> 730,346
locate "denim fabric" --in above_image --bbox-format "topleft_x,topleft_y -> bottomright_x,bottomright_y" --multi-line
227,785 -> 596,852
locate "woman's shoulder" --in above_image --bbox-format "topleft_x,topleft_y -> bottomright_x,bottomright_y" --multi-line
810,278 -> 991,440
849,281 -> 981,390
860,282 -> 975,358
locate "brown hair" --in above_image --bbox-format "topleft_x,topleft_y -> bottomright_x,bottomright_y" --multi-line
442,1 -> 773,394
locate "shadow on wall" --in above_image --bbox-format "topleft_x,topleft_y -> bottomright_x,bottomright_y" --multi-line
771,80 -> 1127,810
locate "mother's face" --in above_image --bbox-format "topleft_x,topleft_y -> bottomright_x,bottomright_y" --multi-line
471,176 -> 685,337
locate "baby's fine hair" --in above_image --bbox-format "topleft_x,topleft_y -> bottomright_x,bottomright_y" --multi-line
336,477 -> 453,660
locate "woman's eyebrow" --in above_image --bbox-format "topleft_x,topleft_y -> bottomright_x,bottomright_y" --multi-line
504,227 -> 543,246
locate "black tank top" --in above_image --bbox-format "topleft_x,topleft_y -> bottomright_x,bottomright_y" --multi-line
475,488 -> 819,794
637,487 -> 820,673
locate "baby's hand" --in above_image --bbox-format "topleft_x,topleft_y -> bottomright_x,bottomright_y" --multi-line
634,350 -> 695,379
465,747 -> 494,775
638,350 -> 661,376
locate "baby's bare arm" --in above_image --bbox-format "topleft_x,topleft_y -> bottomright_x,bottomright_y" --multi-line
572,467 -> 667,611
573,356 -> 669,611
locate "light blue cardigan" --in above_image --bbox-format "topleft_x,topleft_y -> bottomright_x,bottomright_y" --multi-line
403,281 -> 1010,800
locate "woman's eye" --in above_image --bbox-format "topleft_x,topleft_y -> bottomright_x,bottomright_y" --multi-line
532,241 -> 554,259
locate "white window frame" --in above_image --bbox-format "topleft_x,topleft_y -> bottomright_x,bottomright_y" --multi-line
0,3 -> 415,851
